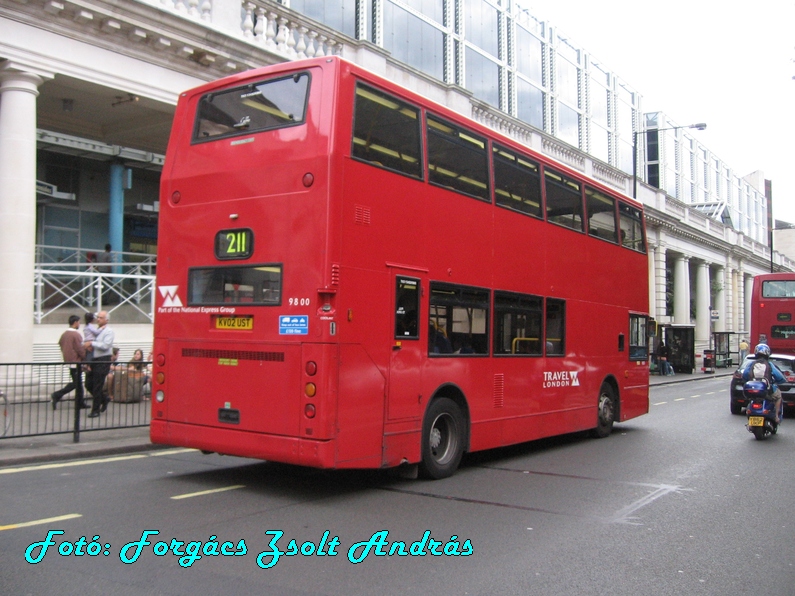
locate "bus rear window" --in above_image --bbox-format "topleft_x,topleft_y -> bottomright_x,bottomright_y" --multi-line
762,281 -> 795,298
188,265 -> 282,306
194,72 -> 310,141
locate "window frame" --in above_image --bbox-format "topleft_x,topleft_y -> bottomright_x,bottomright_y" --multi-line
429,282 -> 491,356
187,263 -> 282,307
351,82 -> 424,180
193,72 -> 311,144
629,313 -> 649,361
493,291 -> 544,356
426,113 -> 491,203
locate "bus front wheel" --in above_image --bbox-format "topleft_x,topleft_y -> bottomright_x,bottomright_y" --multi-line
419,397 -> 465,479
591,382 -> 616,439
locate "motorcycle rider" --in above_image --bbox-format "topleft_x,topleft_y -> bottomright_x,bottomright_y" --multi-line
742,343 -> 785,423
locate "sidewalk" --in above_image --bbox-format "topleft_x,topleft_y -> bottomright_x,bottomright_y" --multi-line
0,426 -> 164,468
650,368 -> 734,387
1,370 -> 734,469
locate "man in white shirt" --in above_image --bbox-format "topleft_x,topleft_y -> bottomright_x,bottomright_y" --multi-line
85,311 -> 115,418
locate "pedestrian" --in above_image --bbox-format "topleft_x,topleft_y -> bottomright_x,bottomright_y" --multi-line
50,315 -> 87,410
84,311 -> 115,418
82,312 -> 99,396
97,243 -> 112,274
96,244 -> 115,304
739,338 -> 749,362
657,341 -> 673,376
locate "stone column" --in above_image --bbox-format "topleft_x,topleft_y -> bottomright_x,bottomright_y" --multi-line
745,274 -> 754,340
714,265 -> 726,333
0,65 -> 50,363
647,245 -> 657,319
673,254 -> 690,325
655,247 -> 668,321
731,268 -> 740,332
695,261 -> 711,345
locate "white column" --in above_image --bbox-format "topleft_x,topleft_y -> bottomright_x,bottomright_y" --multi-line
0,66 -> 49,363
745,274 -> 754,340
731,269 -> 739,332
673,255 -> 690,325
647,246 -> 657,319
695,261 -> 711,345
715,265 -> 726,332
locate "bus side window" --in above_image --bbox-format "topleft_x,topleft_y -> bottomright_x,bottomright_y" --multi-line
493,291 -> 543,356
352,84 -> 422,179
545,299 -> 565,356
429,283 -> 489,356
585,187 -> 618,243
628,314 -> 649,360
618,202 -> 647,253
545,169 -> 583,232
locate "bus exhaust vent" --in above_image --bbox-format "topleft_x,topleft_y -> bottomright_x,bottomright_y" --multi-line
493,373 -> 505,408
354,204 -> 371,225
182,348 -> 285,362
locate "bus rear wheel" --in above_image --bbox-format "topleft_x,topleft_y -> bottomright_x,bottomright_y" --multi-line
591,382 -> 616,439
419,397 -> 465,479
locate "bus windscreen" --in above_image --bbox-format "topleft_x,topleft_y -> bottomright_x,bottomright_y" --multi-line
194,72 -> 310,141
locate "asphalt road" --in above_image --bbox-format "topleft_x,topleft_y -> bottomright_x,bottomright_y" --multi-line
2,376 -> 794,595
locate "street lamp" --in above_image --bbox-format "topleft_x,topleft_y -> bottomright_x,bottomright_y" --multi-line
632,122 -> 707,198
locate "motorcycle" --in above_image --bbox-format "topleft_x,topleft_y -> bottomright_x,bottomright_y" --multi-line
743,380 -> 781,440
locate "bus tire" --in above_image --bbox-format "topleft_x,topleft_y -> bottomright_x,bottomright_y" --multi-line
591,382 -> 616,439
419,397 -> 465,479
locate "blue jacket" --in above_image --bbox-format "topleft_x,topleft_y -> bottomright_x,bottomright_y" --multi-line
742,358 -> 786,392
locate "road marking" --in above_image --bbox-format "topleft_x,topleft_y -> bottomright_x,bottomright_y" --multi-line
170,485 -> 245,500
652,401 -> 667,406
149,448 -> 197,457
0,513 -> 82,532
675,398 -> 687,402
0,448 -> 198,475
610,485 -> 685,525
0,454 -> 148,475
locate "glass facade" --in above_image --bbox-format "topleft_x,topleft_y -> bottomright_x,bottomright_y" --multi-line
643,112 -> 768,242
281,0 -> 642,175
282,0 -> 765,240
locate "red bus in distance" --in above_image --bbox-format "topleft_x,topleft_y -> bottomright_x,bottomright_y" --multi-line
151,57 -> 650,478
750,272 -> 795,355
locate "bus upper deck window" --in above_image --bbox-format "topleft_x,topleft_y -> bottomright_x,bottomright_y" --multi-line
194,72 -> 311,142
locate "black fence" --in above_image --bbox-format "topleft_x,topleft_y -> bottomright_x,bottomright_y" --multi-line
0,362 -> 150,443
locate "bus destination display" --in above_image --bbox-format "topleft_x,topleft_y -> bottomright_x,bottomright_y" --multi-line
215,228 -> 253,260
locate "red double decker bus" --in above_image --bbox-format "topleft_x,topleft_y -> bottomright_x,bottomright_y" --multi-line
750,272 -> 795,354
151,57 -> 649,478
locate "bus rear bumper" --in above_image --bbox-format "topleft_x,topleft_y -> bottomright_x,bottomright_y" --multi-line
150,419 -> 335,468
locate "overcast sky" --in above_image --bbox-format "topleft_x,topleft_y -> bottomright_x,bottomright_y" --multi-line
528,0 -> 795,223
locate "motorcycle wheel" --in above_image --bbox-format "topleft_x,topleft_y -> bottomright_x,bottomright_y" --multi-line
752,426 -> 767,441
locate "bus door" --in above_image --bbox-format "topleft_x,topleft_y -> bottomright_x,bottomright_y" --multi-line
388,270 -> 426,421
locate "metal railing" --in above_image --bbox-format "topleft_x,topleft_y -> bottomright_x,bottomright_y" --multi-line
34,245 -> 157,324
0,362 -> 151,443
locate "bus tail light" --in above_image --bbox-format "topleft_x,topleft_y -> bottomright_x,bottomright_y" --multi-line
304,404 -> 316,418
155,390 -> 165,403
156,372 -> 165,385
305,361 -> 317,376
305,383 -> 317,397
